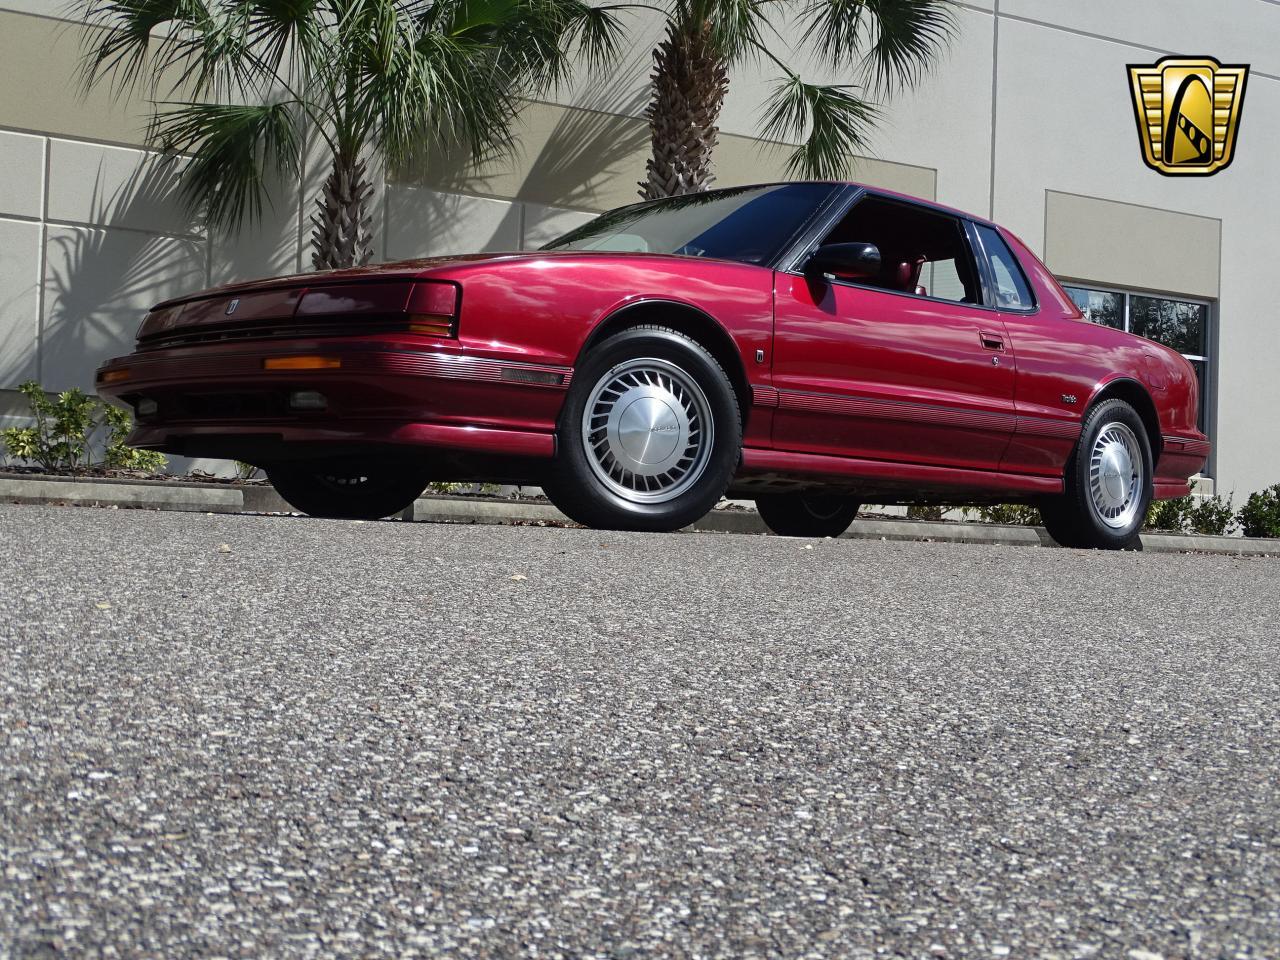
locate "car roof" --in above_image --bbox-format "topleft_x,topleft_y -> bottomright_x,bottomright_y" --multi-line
665,180 -> 1000,231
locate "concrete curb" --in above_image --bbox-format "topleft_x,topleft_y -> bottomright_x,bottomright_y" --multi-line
0,473 -> 243,512
3,472 -> 1277,556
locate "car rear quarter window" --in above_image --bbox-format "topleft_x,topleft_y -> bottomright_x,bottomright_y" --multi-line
976,224 -> 1036,310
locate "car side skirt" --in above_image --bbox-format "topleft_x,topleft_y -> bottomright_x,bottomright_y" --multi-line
737,447 -> 1063,498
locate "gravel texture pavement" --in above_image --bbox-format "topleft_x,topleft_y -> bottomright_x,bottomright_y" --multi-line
1,503 -> 1278,959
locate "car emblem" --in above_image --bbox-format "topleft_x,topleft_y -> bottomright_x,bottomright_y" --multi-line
225,298 -> 240,316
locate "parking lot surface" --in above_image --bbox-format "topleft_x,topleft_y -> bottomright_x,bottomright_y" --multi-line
1,503 -> 1278,958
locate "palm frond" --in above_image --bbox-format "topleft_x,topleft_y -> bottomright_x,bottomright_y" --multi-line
565,2 -> 626,73
679,0 -> 765,62
81,0 -> 219,94
760,74 -> 878,180
356,23 -> 514,166
150,100 -> 302,230
804,0 -> 955,92
863,0 -> 955,92
244,0 -> 328,81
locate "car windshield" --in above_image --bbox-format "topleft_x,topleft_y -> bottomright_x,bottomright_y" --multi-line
542,183 -> 839,266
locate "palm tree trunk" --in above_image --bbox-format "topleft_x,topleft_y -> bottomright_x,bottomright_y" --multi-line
310,153 -> 375,270
640,19 -> 729,200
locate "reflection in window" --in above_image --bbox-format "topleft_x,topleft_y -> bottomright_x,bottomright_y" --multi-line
1065,287 -> 1123,330
1130,295 -> 1207,356
975,225 -> 1035,310
1061,283 -> 1212,438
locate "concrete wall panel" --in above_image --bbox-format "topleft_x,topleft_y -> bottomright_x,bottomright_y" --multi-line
42,225 -> 205,391
1045,191 -> 1220,300
385,186 -> 521,260
522,203 -> 596,250
394,98 -> 937,214
46,139 -> 199,237
0,218 -> 42,387
1000,0 -> 1280,78
0,12 -> 160,147
210,166 -> 304,285
0,130 -> 45,220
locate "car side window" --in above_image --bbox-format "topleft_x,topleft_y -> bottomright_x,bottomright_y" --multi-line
817,195 -> 983,305
975,224 -> 1035,310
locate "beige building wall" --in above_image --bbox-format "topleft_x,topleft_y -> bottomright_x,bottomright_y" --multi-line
0,0 -> 1277,498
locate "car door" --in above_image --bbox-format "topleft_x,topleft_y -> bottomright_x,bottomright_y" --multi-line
967,223 -> 1081,477
770,194 -> 1016,471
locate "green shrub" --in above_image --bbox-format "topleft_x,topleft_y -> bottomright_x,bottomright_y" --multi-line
905,504 -> 945,521
427,481 -> 501,495
1,380 -> 166,474
1145,494 -> 1191,531
1144,482 -> 1235,536
1185,491 -> 1236,536
968,504 -> 1042,526
1238,484 -> 1280,539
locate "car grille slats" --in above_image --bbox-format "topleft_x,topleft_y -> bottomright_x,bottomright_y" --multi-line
139,317 -> 404,351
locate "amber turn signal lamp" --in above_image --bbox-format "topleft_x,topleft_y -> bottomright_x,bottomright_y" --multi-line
99,368 -> 131,384
262,356 -> 342,371
407,315 -> 455,337
404,282 -> 459,337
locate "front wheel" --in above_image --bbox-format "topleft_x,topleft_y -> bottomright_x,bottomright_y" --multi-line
267,458 -> 429,519
542,325 -> 742,532
1039,398 -> 1152,550
755,494 -> 861,538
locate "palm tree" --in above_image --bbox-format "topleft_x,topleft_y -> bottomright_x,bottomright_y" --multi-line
81,0 -> 622,269
640,0 -> 956,199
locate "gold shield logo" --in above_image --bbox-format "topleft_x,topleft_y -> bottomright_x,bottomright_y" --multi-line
1128,56 -> 1249,175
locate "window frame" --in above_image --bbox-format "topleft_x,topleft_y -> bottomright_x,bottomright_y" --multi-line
968,221 -> 1039,314
780,190 -> 1006,312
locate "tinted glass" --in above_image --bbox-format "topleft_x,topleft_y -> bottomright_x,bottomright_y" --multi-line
543,183 -> 838,266
1064,285 -> 1124,329
975,224 -> 1035,309
820,196 -> 982,303
1130,295 -> 1208,355
924,259 -> 968,302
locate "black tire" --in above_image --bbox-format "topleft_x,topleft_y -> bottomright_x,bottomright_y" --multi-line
1039,398 -> 1153,550
267,458 -> 429,519
543,325 -> 742,532
756,494 -> 861,538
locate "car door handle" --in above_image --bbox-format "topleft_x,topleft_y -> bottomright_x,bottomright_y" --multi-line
979,331 -> 1004,351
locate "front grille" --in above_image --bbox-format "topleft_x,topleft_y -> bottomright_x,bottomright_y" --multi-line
139,317 -> 405,351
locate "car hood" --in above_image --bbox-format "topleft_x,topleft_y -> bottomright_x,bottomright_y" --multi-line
151,249 -> 761,310
152,252 -> 536,308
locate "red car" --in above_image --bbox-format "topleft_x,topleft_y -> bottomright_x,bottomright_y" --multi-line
97,182 -> 1208,549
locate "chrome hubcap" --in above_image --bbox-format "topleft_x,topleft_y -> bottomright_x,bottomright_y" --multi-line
1089,421 -> 1143,529
582,358 -> 713,503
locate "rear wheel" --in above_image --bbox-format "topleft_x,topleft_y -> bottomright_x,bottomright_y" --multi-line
755,494 -> 861,538
543,325 -> 741,531
1039,398 -> 1152,550
267,458 -> 429,519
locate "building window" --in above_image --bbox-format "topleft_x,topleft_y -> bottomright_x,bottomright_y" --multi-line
1061,284 -> 1212,438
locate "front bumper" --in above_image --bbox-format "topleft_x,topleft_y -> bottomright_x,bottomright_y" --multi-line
1154,433 -> 1213,499
95,338 -> 573,462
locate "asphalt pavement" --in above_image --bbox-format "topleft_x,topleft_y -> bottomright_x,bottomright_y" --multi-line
1,503 -> 1278,959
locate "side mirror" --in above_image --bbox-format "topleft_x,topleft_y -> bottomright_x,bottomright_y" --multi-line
805,242 -> 881,281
